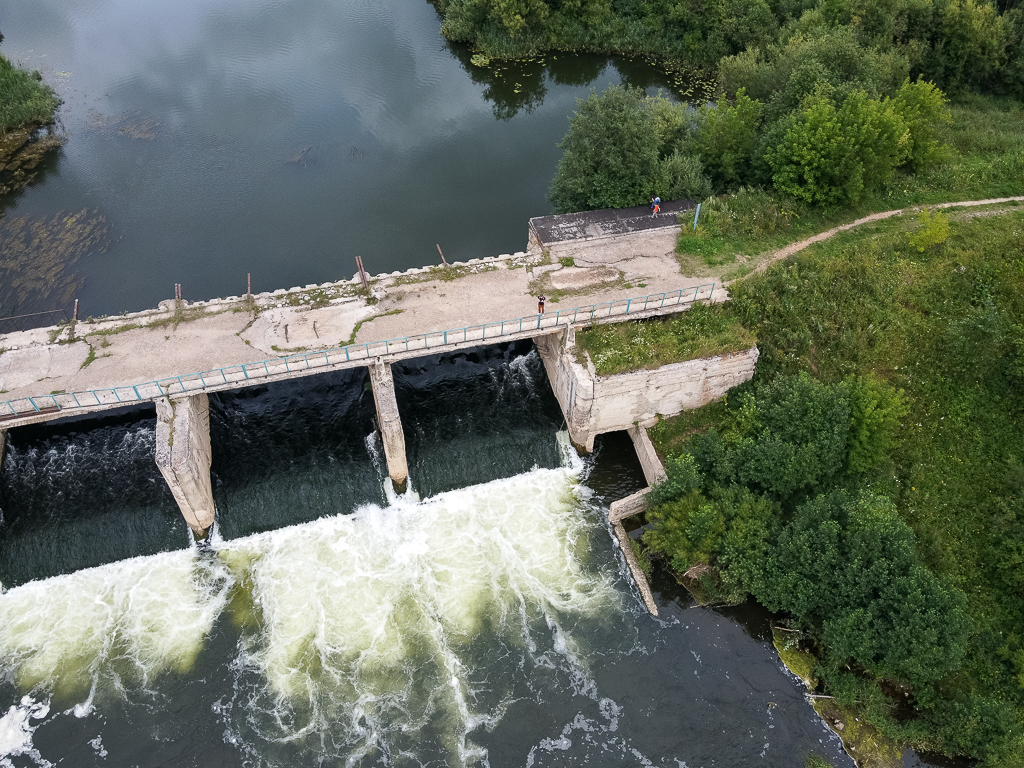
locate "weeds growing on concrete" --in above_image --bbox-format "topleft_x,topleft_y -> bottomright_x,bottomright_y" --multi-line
345,309 -> 404,346
575,301 -> 754,376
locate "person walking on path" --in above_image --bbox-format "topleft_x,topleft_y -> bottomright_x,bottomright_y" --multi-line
537,296 -> 545,314
651,196 -> 661,217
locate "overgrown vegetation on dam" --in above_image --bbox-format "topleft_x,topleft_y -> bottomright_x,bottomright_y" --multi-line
643,207 -> 1024,764
575,301 -> 754,375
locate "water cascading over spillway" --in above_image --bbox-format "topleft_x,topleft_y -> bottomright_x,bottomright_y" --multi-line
1,460 -> 636,766
0,409 -> 186,588
0,342 -> 852,767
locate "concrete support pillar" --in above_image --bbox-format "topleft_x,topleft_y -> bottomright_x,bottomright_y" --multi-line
533,327 -> 596,452
155,393 -> 215,538
368,359 -> 409,487
0,429 -> 6,474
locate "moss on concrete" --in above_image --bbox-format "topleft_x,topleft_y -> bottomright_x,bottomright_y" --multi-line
812,700 -> 902,768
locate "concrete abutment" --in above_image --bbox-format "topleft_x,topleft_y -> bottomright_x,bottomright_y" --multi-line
155,393 -> 216,538
534,325 -> 759,452
368,359 -> 409,489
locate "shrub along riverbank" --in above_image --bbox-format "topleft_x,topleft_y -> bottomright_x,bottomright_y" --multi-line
0,38 -> 62,196
0,54 -> 60,135
642,207 -> 1024,765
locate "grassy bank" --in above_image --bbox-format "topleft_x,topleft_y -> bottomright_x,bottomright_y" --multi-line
645,207 -> 1024,764
675,94 -> 1024,279
0,55 -> 60,134
575,301 -> 754,376
0,52 -> 62,197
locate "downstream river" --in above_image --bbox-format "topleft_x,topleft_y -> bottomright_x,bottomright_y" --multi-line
0,344 -> 853,766
3,0 -> 682,320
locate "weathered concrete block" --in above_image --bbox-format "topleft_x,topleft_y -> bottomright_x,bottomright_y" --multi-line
368,359 -> 409,486
609,488 -> 651,523
535,326 -> 758,451
155,393 -> 215,537
628,425 -> 667,487
612,521 -> 658,617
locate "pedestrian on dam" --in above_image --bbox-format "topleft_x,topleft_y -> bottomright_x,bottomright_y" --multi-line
538,296 -> 545,314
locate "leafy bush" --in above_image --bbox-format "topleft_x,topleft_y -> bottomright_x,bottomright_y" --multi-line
643,484 -> 780,598
846,374 -> 909,473
908,208 -> 951,252
0,55 -> 61,133
690,372 -> 853,502
766,90 -> 911,206
757,490 -> 972,687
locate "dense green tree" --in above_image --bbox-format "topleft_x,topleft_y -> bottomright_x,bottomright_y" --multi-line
690,88 -> 764,189
549,85 -> 662,212
549,85 -> 711,211
758,490 -> 972,686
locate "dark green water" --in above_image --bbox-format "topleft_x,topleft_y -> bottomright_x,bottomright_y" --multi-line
1,0 -> 684,321
0,342 -> 856,767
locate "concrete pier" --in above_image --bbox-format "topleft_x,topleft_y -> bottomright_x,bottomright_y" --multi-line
155,393 -> 216,538
0,429 -> 6,473
368,359 -> 409,487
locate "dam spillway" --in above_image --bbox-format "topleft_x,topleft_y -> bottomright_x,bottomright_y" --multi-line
0,342 -> 850,767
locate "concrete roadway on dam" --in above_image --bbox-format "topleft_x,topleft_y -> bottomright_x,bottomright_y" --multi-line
0,225 -> 723,428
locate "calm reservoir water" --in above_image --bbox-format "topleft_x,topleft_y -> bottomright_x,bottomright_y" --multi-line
2,0 -> 682,320
0,343 -> 855,766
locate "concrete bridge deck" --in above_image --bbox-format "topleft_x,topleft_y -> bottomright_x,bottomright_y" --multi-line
0,225 -> 724,429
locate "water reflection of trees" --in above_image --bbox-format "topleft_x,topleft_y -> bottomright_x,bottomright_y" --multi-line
445,39 -> 691,121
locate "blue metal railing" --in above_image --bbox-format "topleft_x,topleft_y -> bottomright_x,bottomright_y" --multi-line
1,283 -> 715,422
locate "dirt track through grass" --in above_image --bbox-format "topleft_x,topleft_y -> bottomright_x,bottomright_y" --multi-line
747,196 -> 1024,278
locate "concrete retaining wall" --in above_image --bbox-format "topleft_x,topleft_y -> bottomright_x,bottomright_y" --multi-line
534,327 -> 758,451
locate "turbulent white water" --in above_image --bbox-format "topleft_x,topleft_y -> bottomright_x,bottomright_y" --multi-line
1,458 -> 628,766
0,551 -> 232,699
219,462 -> 620,764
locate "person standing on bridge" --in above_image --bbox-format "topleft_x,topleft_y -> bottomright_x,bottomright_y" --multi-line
538,296 -> 545,314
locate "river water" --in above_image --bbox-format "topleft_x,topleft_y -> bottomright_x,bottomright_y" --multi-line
1,0 -> 685,320
0,343 -> 854,767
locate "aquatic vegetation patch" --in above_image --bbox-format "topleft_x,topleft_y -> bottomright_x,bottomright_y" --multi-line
0,209 -> 108,317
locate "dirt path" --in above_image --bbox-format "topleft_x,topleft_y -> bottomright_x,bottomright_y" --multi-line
748,196 -> 1024,277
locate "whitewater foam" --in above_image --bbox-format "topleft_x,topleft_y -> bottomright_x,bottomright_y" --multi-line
217,464 -> 621,764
